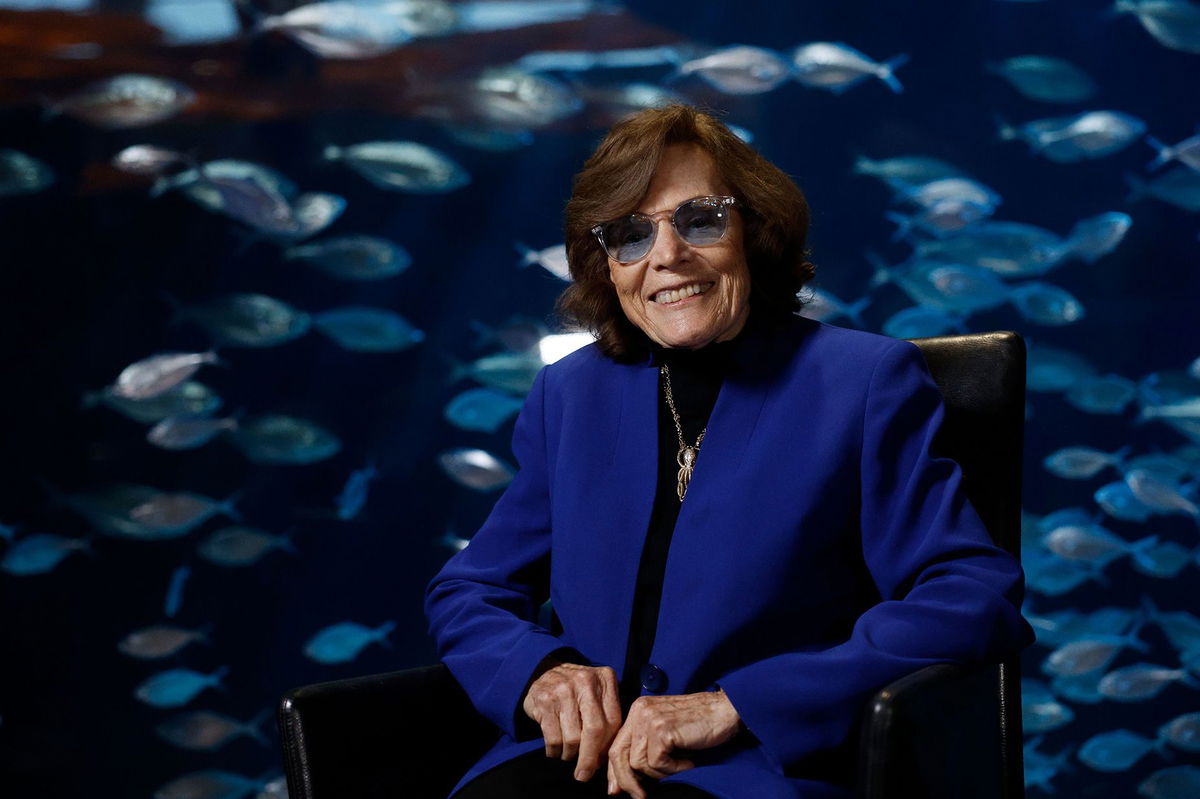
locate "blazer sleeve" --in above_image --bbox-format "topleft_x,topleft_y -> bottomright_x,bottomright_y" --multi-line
715,340 -> 1034,769
424,367 -> 579,740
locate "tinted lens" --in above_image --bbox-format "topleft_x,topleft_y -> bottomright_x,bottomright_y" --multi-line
673,198 -> 729,246
602,216 -> 655,263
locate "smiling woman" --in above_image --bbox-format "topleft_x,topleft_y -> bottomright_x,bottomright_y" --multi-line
425,105 -> 1033,799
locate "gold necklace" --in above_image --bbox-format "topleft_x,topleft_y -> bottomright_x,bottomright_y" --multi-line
660,364 -> 705,501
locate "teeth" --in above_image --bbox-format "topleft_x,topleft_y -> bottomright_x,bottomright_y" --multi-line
654,282 -> 712,303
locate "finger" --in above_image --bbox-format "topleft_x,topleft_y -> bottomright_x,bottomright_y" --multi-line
559,701 -> 582,762
541,709 -> 563,759
599,668 -> 624,737
631,726 -> 670,780
574,683 -> 607,781
609,727 -> 644,799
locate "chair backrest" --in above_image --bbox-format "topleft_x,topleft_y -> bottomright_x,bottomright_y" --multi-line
859,331 -> 1027,799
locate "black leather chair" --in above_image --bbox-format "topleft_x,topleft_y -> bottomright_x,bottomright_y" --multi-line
278,331 -> 1028,799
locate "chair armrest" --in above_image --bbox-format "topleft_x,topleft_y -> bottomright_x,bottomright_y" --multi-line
856,661 -> 1015,799
278,663 -> 498,799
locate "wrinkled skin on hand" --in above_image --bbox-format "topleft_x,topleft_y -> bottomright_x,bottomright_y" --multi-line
522,661 -> 623,783
605,689 -> 742,799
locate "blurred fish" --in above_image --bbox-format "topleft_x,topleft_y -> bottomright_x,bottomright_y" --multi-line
1137,538 -> 1196,580
437,530 -> 470,551
148,413 -> 239,450
442,124 -> 533,151
1023,736 -> 1074,793
1095,479 -> 1155,522
1139,397 -> 1200,422
1115,0 -> 1200,54
1079,729 -> 1167,771
913,221 -> 1068,277
1066,374 -> 1138,414
257,2 -> 414,59
0,522 -> 15,542
1044,446 -> 1128,479
1125,468 -> 1199,519
324,141 -> 469,193
1147,130 -> 1200,171
470,315 -> 548,353
438,447 -> 515,491
1043,626 -> 1149,676
130,491 -> 240,536
412,66 -> 581,130
873,260 -> 1010,314
853,154 -> 966,185
887,200 -> 994,239
882,306 -> 966,339
453,0 -> 617,33
1043,522 -> 1155,566
1139,765 -> 1200,799
285,235 -> 411,281
677,45 -> 793,94
84,380 -> 222,424
516,46 -> 686,73
516,242 -> 571,280
164,564 -> 191,618
304,620 -> 395,664
575,82 -> 687,125
111,144 -> 184,176
1126,166 -> 1200,211
1099,662 -> 1200,701
336,462 -> 378,520
153,158 -> 298,203
198,527 -> 295,567
174,162 -> 344,237
156,709 -> 269,751
383,0 -> 458,37
1022,682 -> 1075,733
1159,712 -> 1200,752
1064,211 -> 1133,263
1008,281 -> 1085,325
135,665 -> 228,708
0,149 -> 54,197
1036,506 -> 1097,534
790,42 -> 907,94
887,176 -> 1002,210
112,351 -> 223,401
0,533 -> 89,576
52,74 -> 195,129
444,387 -> 525,433
257,775 -> 288,799
313,307 -> 425,352
154,769 -> 266,799
53,482 -> 175,539
1053,670 -> 1105,703
1124,451 -> 1195,483
175,293 -> 311,348
998,111 -> 1146,162
454,351 -> 544,394
987,55 -> 1097,103
797,289 -> 870,327
231,414 -> 341,465
538,331 -> 596,364
118,624 -> 209,659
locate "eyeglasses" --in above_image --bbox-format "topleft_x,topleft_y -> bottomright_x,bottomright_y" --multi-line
591,195 -> 738,264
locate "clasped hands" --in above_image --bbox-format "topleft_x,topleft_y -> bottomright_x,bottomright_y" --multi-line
521,661 -> 742,799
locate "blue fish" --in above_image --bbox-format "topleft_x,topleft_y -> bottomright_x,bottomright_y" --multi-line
135,666 -> 229,708
197,526 -> 295,567
1116,0 -> 1200,54
444,387 -> 525,433
677,45 -> 794,95
256,2 -> 415,59
231,414 -> 341,465
164,564 -> 191,618
1023,736 -> 1074,793
1159,712 -> 1200,753
1043,445 -> 1128,479
1139,765 -> 1200,799
1,533 -> 90,576
1066,374 -> 1138,414
442,124 -> 534,152
1042,625 -> 1149,676
304,621 -> 395,664
1079,728 -> 1167,771
1026,344 -> 1097,392
986,55 -> 1097,103
797,289 -> 870,328
313,307 -> 425,352
881,306 -> 966,339
453,0 -> 616,33
1126,167 -> 1200,212
791,42 -> 907,94
914,221 -> 1068,277
998,111 -> 1147,162
853,154 -> 966,185
1022,686 -> 1075,733
1095,480 -> 1155,522
1065,212 -> 1132,263
85,380 -> 223,424
1142,595 -> 1200,654
1146,130 -> 1200,171
1008,281 -> 1085,325
175,293 -> 311,349
0,149 -> 54,197
323,141 -> 469,193
337,462 -> 379,521
1052,670 -> 1105,704
1024,548 -> 1105,596
1132,540 -> 1193,578
1098,662 -> 1200,701
285,236 -> 412,281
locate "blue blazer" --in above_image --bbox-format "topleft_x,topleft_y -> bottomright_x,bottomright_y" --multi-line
426,315 -> 1033,799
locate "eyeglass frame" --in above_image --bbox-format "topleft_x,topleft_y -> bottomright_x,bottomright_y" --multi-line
590,195 -> 740,264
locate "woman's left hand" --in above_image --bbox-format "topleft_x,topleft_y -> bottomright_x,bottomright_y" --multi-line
605,689 -> 742,798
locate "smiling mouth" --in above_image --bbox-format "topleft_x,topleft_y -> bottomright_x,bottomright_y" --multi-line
650,281 -> 715,304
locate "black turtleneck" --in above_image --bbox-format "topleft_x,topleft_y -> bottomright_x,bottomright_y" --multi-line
617,335 -> 741,710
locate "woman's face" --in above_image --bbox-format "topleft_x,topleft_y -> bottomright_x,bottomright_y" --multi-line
607,144 -> 751,350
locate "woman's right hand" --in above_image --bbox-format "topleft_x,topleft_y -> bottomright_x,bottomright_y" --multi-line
521,660 -> 624,783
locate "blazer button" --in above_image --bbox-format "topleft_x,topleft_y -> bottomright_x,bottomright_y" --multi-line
640,664 -> 667,694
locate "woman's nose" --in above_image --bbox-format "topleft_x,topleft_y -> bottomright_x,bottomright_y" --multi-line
648,218 -> 688,269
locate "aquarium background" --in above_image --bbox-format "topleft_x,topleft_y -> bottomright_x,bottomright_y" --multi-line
1,0 -> 1198,797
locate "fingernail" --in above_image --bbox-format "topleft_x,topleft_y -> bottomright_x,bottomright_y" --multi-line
575,769 -> 587,782
607,779 -> 615,794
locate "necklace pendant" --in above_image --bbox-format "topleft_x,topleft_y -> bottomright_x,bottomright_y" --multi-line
676,445 -> 698,501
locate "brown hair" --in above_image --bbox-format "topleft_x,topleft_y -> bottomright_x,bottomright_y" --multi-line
558,104 -> 816,362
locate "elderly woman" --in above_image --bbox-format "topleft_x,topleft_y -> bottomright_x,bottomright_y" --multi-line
425,105 -> 1033,799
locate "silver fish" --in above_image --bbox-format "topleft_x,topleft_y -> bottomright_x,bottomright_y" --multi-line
1022,695 -> 1075,734
1099,663 -> 1199,701
887,177 -> 1002,210
1094,480 -> 1155,522
797,289 -> 870,327
231,414 -> 341,464
118,624 -> 208,659
416,66 -> 582,130
892,262 -> 1010,314
1042,626 -> 1149,676
1043,445 -> 1128,479
148,414 -> 238,450
437,530 -> 470,551
129,490 -> 240,535
0,149 -> 54,197
453,0 -> 615,33
516,242 -> 570,280
54,482 -> 174,539
1,534 -> 89,576
153,769 -> 264,799
678,45 -> 793,94
986,55 -> 1097,103
186,166 -> 343,238
444,387 -> 525,433
1159,712 -> 1200,752
1124,451 -> 1195,483
1043,523 -> 1155,566
54,74 -> 195,129
111,144 -> 185,176
313,307 -> 425,352
1147,130 -> 1200,171
1065,374 -> 1138,414
1115,0 -> 1200,54
999,111 -> 1147,162
790,42 -> 907,94
380,0 -> 458,37
914,221 -> 1067,277
135,666 -> 228,708
1052,670 -> 1105,704
112,350 -> 223,400
438,447 -> 515,491
1007,281 -> 1085,325
1140,396 -> 1200,422
887,199 -> 993,239
1079,728 -> 1165,771
441,124 -> 534,152
156,709 -> 269,751
285,235 -> 411,281
1064,212 -> 1132,263
198,526 -> 295,567
324,141 -> 469,193
455,351 -> 544,394
256,775 -> 289,799
85,380 -> 222,424
176,293 -> 311,348
853,154 -> 966,185
154,159 -> 299,203
516,46 -> 686,73
1127,167 -> 1200,211
304,620 -> 395,664
1124,468 -> 1200,518
258,2 -> 414,59
469,315 -> 549,354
